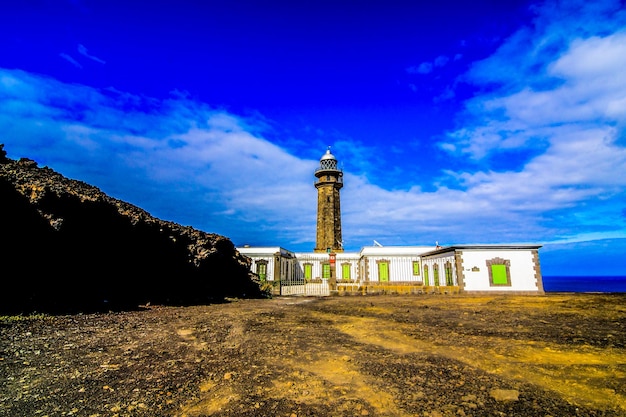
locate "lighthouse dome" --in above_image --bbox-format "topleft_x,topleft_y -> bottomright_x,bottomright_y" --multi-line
320,148 -> 336,161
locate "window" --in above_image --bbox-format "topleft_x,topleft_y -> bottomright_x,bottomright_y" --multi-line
256,261 -> 267,281
423,264 -> 429,286
342,263 -> 351,280
412,261 -> 420,276
492,265 -> 507,284
377,260 -> 390,282
433,264 -> 440,286
304,263 -> 312,281
486,257 -> 512,286
322,263 -> 331,279
445,261 -> 454,286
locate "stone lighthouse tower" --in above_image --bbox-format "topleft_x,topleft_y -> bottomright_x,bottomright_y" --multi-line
314,147 -> 344,253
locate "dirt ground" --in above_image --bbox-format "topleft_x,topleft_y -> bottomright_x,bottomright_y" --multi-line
1,293 -> 625,417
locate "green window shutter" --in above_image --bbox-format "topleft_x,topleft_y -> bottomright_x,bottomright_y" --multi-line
445,265 -> 453,286
413,261 -> 420,276
424,265 -> 429,286
434,266 -> 440,286
379,262 -> 389,282
342,264 -> 351,279
322,263 -> 331,279
492,264 -> 508,285
304,264 -> 312,280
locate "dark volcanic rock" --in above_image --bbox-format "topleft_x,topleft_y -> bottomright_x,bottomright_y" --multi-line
0,144 -> 265,314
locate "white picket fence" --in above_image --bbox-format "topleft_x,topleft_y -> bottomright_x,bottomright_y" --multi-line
280,284 -> 305,296
280,280 -> 330,296
304,282 -> 330,296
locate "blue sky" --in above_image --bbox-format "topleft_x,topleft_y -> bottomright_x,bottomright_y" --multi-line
1,0 -> 625,276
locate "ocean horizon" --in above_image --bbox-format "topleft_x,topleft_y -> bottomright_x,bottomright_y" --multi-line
542,275 -> 626,293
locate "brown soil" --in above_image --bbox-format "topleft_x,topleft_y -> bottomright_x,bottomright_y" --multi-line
1,293 -> 625,417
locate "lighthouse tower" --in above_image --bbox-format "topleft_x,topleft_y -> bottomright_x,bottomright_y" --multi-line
314,147 -> 344,253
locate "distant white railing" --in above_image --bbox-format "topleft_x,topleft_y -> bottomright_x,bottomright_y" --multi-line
305,281 -> 330,296
280,280 -> 330,296
281,284 -> 306,296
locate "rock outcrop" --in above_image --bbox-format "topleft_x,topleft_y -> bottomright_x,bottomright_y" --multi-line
0,144 -> 265,314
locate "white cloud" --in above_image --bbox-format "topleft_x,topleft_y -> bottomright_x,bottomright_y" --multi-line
464,0 -> 626,89
406,62 -> 433,74
78,44 -> 106,64
406,55 -> 451,82
4,66 -> 510,246
551,33 -> 626,79
445,31 -> 626,161
59,53 -> 82,69
481,33 -> 626,130
434,55 -> 449,67
434,1 -> 626,245
434,86 -> 455,102
0,68 -> 319,244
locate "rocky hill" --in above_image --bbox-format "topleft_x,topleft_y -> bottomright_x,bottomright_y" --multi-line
0,144 -> 265,314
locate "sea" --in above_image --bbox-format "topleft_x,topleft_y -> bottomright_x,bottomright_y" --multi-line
543,276 -> 626,293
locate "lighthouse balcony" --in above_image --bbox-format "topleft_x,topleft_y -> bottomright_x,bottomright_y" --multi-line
315,167 -> 343,175
314,175 -> 343,185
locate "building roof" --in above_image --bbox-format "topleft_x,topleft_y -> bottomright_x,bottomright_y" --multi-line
359,246 -> 437,256
420,244 -> 543,257
237,244 -> 543,259
237,246 -> 295,256
294,252 -> 361,259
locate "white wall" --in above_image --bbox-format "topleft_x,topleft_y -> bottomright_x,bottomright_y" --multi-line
460,249 -> 540,292
360,256 -> 424,282
237,247 -> 298,282
249,255 -> 277,281
294,252 -> 360,280
336,254 -> 360,280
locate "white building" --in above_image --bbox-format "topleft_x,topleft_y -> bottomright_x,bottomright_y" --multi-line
419,245 -> 543,293
237,149 -> 544,295
238,243 -> 544,295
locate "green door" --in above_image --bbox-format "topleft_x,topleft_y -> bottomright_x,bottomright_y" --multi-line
445,263 -> 453,286
491,264 -> 508,285
322,263 -> 331,279
258,263 -> 267,281
413,261 -> 420,276
342,264 -> 351,280
378,262 -> 389,282
304,264 -> 312,280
